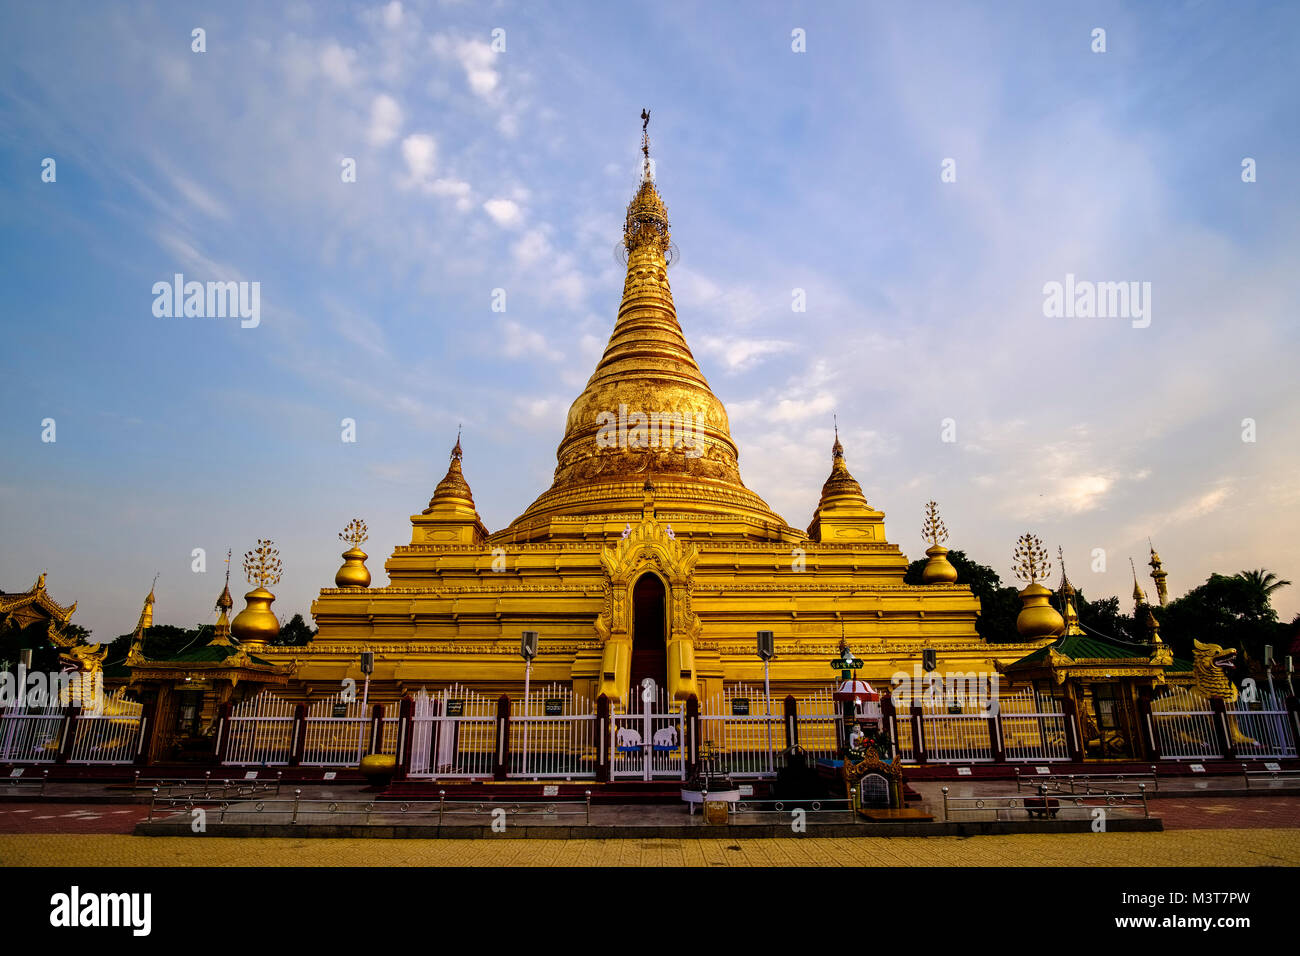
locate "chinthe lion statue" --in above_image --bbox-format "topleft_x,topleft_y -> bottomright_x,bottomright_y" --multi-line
1152,639 -> 1255,747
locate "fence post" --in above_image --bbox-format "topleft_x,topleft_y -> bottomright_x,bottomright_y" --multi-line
784,694 -> 799,752
133,698 -> 156,767
213,701 -> 233,765
910,704 -> 927,764
1284,695 -> 1300,758
685,695 -> 700,778
56,705 -> 79,764
493,695 -> 511,781
288,703 -> 307,767
395,695 -> 414,781
1135,689 -> 1161,762
368,703 -> 384,756
1061,696 -> 1084,762
595,694 -> 610,783
987,700 -> 1006,763
1209,696 -> 1236,760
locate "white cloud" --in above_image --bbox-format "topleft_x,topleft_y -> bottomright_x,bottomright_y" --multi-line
367,94 -> 403,147
483,198 -> 522,227
512,229 -> 551,266
400,132 -> 437,184
432,34 -> 500,101
696,335 -> 792,372
501,319 -> 563,361
319,43 -> 359,87
379,1 -> 403,29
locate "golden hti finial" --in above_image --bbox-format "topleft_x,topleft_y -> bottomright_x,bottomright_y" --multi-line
624,108 -> 670,256
243,539 -> 283,589
1056,547 -> 1083,636
232,539 -> 282,650
1147,537 -> 1169,607
640,107 -> 652,179
336,518 -> 372,589
1013,533 -> 1052,586
921,500 -> 949,547
1130,556 -> 1148,609
1014,532 -> 1062,638
919,500 -> 957,584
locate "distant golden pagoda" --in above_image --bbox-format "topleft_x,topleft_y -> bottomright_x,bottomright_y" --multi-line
277,114 -> 1058,704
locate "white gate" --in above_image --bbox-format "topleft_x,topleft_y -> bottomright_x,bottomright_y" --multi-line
407,685 -> 497,779
301,693 -> 367,766
68,689 -> 143,764
0,704 -> 64,763
1228,691 -> 1296,759
222,690 -> 295,765
796,687 -> 842,762
611,679 -> 684,781
508,684 -> 597,779
699,683 -> 786,778
1151,687 -> 1221,760
999,689 -> 1071,761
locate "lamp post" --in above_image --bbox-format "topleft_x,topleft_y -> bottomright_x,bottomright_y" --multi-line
359,651 -> 373,712
520,631 -> 538,775
757,631 -> 775,773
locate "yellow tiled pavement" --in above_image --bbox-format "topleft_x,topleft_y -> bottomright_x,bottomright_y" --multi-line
1,829 -> 1297,866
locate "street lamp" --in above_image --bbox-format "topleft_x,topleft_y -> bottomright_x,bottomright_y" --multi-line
520,631 -> 539,775
359,651 -> 374,711
757,631 -> 775,773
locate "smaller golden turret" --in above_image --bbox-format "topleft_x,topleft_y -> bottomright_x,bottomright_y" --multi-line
335,518 -> 371,588
1130,557 -> 1148,613
210,551 -> 236,646
919,500 -> 958,584
1013,533 -> 1064,638
231,539 -> 282,652
125,578 -> 157,666
1056,548 -> 1084,636
1148,539 -> 1169,607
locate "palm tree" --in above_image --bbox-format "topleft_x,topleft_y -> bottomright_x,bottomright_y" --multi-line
1237,569 -> 1292,598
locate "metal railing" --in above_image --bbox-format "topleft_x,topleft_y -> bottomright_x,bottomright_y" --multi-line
1240,765 -> 1300,788
147,787 -> 594,826
0,707 -> 64,763
940,784 -> 1149,820
132,770 -> 283,798
1015,767 -> 1159,794
732,795 -> 857,821
3,769 -> 49,795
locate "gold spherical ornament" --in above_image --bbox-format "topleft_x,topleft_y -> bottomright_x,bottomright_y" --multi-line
1016,582 -> 1065,638
921,544 -> 959,584
335,547 -> 371,588
231,586 -> 280,648
359,753 -> 397,788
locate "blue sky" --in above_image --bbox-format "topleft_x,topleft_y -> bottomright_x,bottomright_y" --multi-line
2,0 -> 1298,641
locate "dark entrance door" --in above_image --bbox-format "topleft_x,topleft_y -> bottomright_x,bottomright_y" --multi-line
629,573 -> 667,693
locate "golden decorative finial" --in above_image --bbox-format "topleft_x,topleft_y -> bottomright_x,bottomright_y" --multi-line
242,539 -> 283,589
1130,557 -> 1148,608
1056,547 -> 1084,635
232,539 -> 282,650
640,107 -> 651,176
1147,537 -> 1169,607
1014,532 -> 1062,638
336,519 -> 372,589
921,500 -> 949,547
339,518 -> 369,548
1012,533 -> 1052,586
919,501 -> 957,584
624,109 -> 671,256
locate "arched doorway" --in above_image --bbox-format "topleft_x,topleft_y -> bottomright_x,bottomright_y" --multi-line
629,573 -> 667,693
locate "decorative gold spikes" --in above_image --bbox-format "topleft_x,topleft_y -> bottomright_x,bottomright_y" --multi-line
242,539 -> 283,589
921,500 -> 949,547
1012,532 -> 1051,586
339,518 -> 368,548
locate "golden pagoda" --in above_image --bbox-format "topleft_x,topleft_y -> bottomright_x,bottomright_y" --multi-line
275,115 -> 1057,704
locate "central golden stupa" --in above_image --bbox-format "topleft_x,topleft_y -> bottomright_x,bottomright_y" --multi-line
275,120 -> 1048,704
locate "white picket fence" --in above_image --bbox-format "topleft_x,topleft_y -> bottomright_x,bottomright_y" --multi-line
301,694 -> 368,766
222,691 -> 296,765
407,685 -> 497,779
999,690 -> 1073,762
699,683 -> 786,777
886,689 -> 1070,764
1151,687 -> 1296,760
508,684 -> 598,779
67,689 -> 143,764
0,704 -> 64,763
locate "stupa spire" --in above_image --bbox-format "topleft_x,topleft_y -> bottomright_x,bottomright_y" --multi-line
1147,538 -> 1169,606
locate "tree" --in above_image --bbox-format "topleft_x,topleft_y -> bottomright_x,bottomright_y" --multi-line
904,549 -> 1022,643
1072,592 -> 1139,643
273,613 -> 316,647
1157,573 -> 1283,670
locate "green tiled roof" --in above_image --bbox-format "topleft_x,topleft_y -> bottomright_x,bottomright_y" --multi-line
1010,631 -> 1166,668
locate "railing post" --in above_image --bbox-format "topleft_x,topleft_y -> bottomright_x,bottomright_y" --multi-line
1139,783 -> 1148,818
56,705 -> 79,765
213,701 -> 233,765
685,695 -> 700,778
987,700 -> 1006,763
493,695 -> 511,781
368,702 -> 385,756
941,785 -> 949,822
291,788 -> 302,825
878,694 -> 893,760
784,694 -> 799,752
910,704 -> 927,765
395,695 -> 415,781
595,694 -> 610,783
585,790 -> 592,826
1061,697 -> 1084,762
1209,696 -> 1235,760
1284,695 -> 1300,758
288,703 -> 307,767
133,699 -> 156,768
438,789 -> 446,826
1135,689 -> 1161,762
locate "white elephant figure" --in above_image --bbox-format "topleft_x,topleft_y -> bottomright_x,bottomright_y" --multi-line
616,727 -> 642,748
653,726 -> 678,748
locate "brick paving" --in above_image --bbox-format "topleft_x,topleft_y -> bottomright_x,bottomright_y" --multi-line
0,804 -> 151,834
0,828 -> 1297,867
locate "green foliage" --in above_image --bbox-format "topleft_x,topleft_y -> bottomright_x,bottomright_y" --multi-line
273,613 -> 316,647
1072,593 -> 1139,643
1156,572 -> 1288,672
